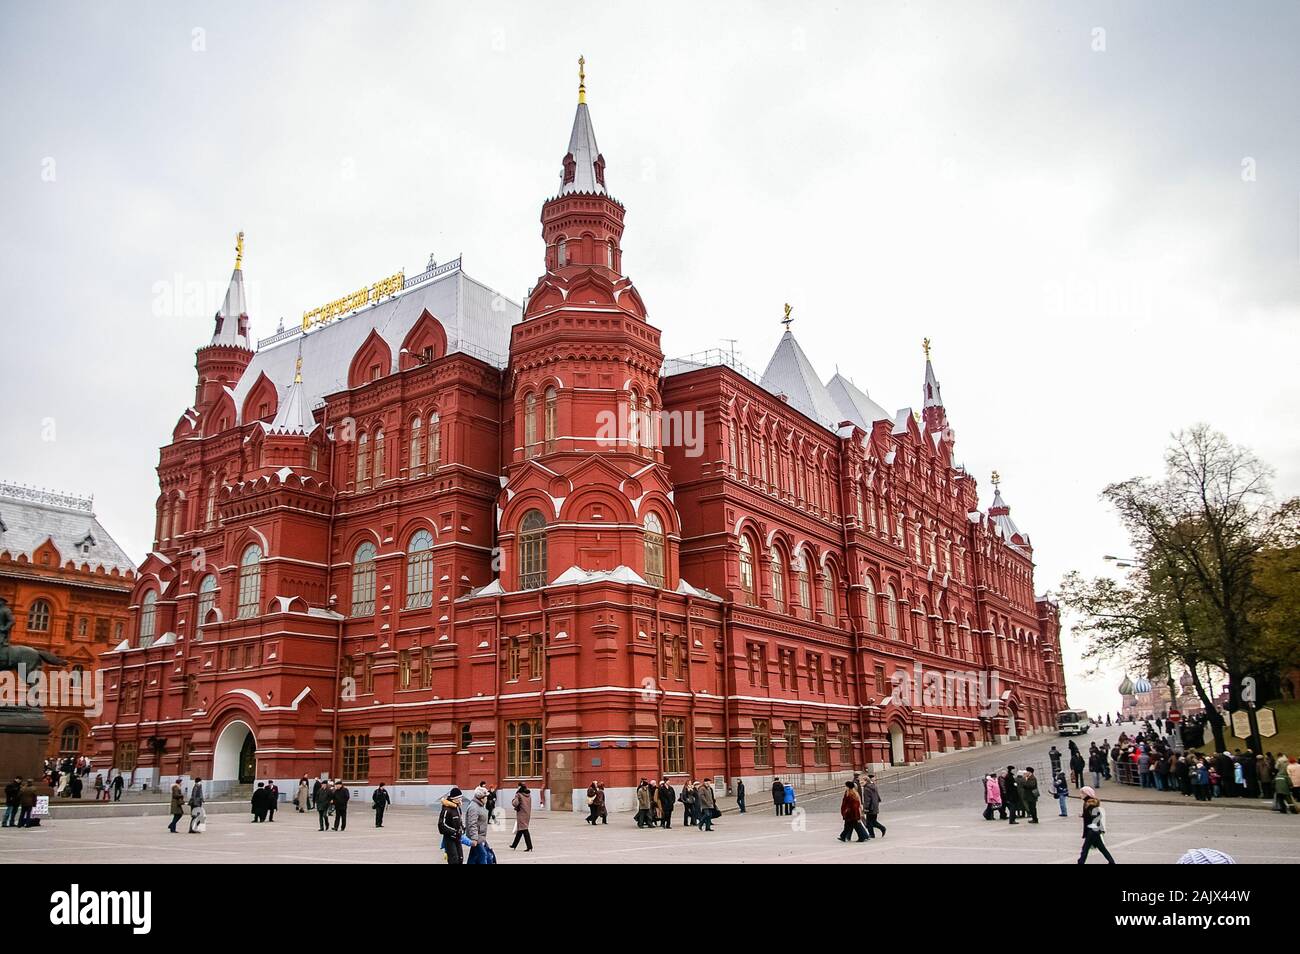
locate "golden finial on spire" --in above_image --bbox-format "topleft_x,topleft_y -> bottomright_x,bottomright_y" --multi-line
991,470 -> 1001,489
234,231 -> 245,271
782,302 -> 793,329
578,55 -> 586,104
923,336 -> 931,360
294,355 -> 303,384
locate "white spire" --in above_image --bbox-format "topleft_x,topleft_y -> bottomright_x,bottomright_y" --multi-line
266,356 -> 316,436
558,60 -> 607,196
923,357 -> 943,408
210,231 -> 250,348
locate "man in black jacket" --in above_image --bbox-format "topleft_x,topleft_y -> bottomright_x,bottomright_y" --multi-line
251,783 -> 267,823
310,777 -> 322,812
1002,766 -> 1022,824
317,780 -> 333,832
372,782 -> 391,827
771,777 -> 784,816
332,781 -> 350,831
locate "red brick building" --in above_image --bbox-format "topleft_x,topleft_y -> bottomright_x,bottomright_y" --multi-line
0,483 -> 135,759
92,76 -> 1066,809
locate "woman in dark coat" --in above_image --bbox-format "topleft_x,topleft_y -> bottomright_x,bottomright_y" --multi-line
509,783 -> 533,851
771,777 -> 785,816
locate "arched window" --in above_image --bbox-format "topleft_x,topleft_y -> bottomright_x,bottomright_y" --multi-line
770,547 -> 786,612
27,599 -> 51,633
643,513 -> 665,588
822,566 -> 836,619
557,239 -> 567,267
524,392 -> 538,457
519,510 -> 548,590
796,551 -> 811,617
607,239 -> 616,268
544,388 -> 557,452
409,417 -> 423,475
237,544 -> 262,618
405,530 -> 434,609
628,390 -> 640,452
138,591 -> 157,642
351,542 -> 377,616
58,723 -> 81,755
373,430 -> 385,481
428,414 -> 440,468
885,585 -> 900,639
738,535 -> 756,605
355,432 -> 369,486
917,599 -> 930,647
196,574 -> 217,625
641,394 -> 653,451
863,577 -> 878,633
205,476 -> 218,528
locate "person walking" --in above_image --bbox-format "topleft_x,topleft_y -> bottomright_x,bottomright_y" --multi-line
317,780 -> 334,832
771,776 -> 784,816
111,773 -> 124,801
1069,750 -> 1085,789
465,785 -> 492,862
634,779 -> 653,829
584,780 -> 600,825
983,773 -> 1003,821
93,773 -> 105,801
372,782 -> 391,827
1077,787 -> 1116,864
597,782 -> 608,824
681,779 -> 696,827
266,780 -> 279,821
17,779 -> 36,828
187,777 -> 205,833
783,782 -> 796,816
251,782 -> 268,823
736,778 -> 746,813
1002,766 -> 1021,824
2,777 -> 19,828
658,779 -> 676,829
296,776 -> 309,813
1018,767 -> 1040,824
311,777 -> 323,812
168,778 -> 184,833
1048,745 -> 1062,778
510,783 -> 534,851
863,773 -> 886,838
332,781 -> 350,831
838,781 -> 869,842
1052,772 -> 1070,817
1274,757 -> 1297,814
438,787 -> 465,864
696,777 -> 717,831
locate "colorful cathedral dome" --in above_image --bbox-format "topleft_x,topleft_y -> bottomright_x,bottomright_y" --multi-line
1133,676 -> 1152,693
1179,670 -> 1194,688
1118,675 -> 1135,694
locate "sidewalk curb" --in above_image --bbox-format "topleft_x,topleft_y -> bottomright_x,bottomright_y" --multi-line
1067,791 -> 1274,812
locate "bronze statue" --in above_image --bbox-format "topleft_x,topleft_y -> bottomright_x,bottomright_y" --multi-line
0,597 -> 66,675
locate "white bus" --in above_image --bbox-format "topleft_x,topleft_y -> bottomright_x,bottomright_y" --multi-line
1057,709 -> 1090,735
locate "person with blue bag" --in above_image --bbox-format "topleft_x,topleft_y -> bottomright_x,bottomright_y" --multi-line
437,787 -> 465,864
465,785 -> 496,863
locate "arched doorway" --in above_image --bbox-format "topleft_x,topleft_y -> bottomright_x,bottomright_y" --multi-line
1006,710 -> 1019,742
888,722 -> 905,766
213,720 -> 256,785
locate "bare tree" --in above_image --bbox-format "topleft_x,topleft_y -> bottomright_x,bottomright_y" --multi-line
1062,426 -> 1295,752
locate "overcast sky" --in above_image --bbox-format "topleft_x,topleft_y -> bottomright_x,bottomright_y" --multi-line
2,1 -> 1297,717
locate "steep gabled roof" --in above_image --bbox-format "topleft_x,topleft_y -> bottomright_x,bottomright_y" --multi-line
759,331 -> 844,428
0,483 -> 135,573
826,373 -> 891,430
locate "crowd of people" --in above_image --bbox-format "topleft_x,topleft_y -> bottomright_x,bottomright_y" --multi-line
1056,718 -> 1300,815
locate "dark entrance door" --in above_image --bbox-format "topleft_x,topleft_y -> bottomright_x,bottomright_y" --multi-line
238,733 -> 256,784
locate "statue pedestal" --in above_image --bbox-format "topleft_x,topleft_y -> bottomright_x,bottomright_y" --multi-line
0,706 -> 50,783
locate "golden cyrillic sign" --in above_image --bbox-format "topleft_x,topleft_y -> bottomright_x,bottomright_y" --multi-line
301,271 -> 404,330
